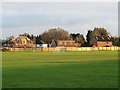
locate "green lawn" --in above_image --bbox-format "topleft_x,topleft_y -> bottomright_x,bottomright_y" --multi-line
2,51 -> 118,88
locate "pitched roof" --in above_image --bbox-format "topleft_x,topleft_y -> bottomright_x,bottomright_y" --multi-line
94,36 -> 111,41
39,40 -> 45,44
11,36 -> 31,41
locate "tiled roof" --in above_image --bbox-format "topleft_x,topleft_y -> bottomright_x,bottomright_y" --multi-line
11,36 -> 31,41
94,36 -> 111,41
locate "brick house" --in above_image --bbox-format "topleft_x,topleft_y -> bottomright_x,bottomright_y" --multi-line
90,36 -> 112,47
3,36 -> 35,48
57,40 -> 81,47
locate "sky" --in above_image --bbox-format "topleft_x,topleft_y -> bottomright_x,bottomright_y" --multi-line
1,2 -> 118,39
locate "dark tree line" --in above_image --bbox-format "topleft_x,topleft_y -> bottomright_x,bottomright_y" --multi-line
70,33 -> 85,44
111,37 -> 120,46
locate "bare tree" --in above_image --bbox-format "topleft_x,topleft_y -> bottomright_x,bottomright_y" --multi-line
41,28 -> 69,43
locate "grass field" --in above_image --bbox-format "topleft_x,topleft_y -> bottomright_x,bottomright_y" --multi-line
2,51 -> 118,88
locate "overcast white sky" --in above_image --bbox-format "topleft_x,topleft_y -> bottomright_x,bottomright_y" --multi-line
1,2 -> 118,39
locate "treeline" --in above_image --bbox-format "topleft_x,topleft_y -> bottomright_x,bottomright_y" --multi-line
7,27 -> 120,46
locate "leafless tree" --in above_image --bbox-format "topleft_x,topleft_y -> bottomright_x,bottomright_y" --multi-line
41,28 -> 70,43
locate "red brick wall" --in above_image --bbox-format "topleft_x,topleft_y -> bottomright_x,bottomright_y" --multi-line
57,41 -> 81,47
96,42 -> 112,47
12,44 -> 35,48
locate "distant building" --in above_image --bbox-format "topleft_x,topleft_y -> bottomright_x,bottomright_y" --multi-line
90,36 -> 112,47
3,36 -> 35,48
57,40 -> 81,47
50,39 -> 57,47
36,44 -> 48,48
36,40 -> 48,48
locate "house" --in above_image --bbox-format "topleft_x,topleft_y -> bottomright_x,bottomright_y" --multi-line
3,35 -> 35,48
57,40 -> 81,47
90,36 -> 112,47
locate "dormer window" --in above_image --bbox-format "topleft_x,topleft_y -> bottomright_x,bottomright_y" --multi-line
107,37 -> 110,40
102,37 -> 104,40
96,37 -> 98,40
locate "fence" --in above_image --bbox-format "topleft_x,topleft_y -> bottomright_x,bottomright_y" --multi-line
2,46 -> 120,52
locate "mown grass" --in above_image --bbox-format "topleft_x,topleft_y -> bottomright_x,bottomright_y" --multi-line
2,51 -> 118,88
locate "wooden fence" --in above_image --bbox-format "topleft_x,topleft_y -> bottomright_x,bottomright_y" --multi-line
2,46 -> 120,52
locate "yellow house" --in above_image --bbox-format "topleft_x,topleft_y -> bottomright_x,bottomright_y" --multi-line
10,35 -> 35,48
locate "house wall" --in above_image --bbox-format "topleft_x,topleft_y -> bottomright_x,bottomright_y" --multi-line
96,42 -> 112,47
57,40 -> 81,47
12,43 -> 35,48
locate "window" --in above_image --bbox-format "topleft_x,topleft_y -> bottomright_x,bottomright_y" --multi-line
59,41 -> 62,45
23,40 -> 26,44
96,37 -> 98,40
16,39 -> 21,44
107,37 -> 110,40
102,37 -> 104,40
64,41 -> 66,45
